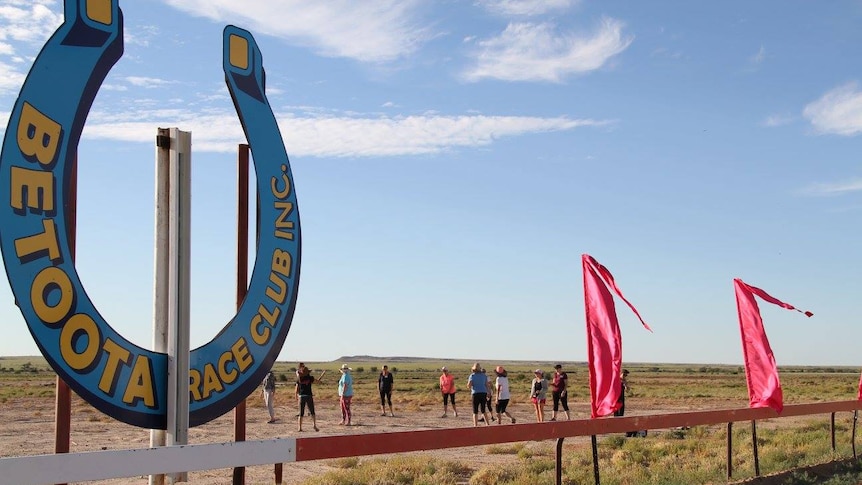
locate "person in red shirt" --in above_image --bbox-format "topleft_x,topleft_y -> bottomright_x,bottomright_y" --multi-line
439,367 -> 458,417
550,364 -> 571,421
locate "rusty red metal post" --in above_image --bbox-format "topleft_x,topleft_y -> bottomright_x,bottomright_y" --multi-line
555,437 -> 564,485
726,422 -> 733,479
274,463 -> 283,484
590,435 -> 600,485
751,420 -> 760,477
232,144 -> 250,485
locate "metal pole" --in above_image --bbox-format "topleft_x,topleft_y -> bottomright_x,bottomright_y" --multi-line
831,412 -> 836,452
555,438 -> 564,485
233,144 -> 250,485
726,422 -> 733,479
591,435 -> 600,485
166,129 -> 192,484
751,420 -> 760,477
852,410 -> 857,459
54,154 -> 77,485
150,129 -> 170,485
274,463 -> 283,485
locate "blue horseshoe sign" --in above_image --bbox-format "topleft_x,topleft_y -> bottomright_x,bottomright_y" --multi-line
0,0 -> 301,429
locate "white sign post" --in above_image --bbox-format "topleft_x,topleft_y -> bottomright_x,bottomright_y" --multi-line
151,128 -> 191,484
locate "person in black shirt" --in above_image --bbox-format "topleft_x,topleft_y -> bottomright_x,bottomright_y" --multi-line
378,365 -> 395,416
615,369 -> 637,437
295,367 -> 325,432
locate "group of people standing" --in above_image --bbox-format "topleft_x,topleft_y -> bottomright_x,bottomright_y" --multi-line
263,362 -> 631,432
452,363 -> 573,426
529,364 -> 572,423
262,362 -> 358,431
261,362 -> 394,432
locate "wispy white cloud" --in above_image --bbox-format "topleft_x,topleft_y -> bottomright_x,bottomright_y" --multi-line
0,1 -> 62,45
650,47 -> 683,60
0,1 -> 61,94
101,84 -> 129,92
751,45 -> 766,64
463,18 -> 632,83
803,83 -> 862,136
799,178 -> 862,197
477,0 -> 577,17
81,107 -> 610,157
125,25 -> 160,48
761,114 -> 795,127
159,0 -> 431,63
0,60 -> 25,93
124,76 -> 178,88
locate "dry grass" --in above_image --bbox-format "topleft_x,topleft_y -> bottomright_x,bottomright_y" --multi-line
2,356 -> 860,484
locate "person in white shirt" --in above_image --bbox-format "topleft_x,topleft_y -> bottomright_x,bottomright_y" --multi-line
494,366 -> 516,424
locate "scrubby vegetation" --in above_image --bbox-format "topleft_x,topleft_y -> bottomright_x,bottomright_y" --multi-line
3,355 -> 860,483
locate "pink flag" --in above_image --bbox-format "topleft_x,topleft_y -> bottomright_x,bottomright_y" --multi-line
858,373 -> 862,401
734,278 -> 813,414
583,254 -> 651,418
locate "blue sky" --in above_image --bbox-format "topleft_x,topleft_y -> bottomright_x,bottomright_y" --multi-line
1,0 -> 861,366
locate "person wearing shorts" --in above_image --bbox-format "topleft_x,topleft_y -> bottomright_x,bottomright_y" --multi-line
467,362 -> 492,427
494,366 -> 516,424
439,367 -> 458,417
295,366 -> 322,432
530,369 -> 548,422
550,364 -> 571,421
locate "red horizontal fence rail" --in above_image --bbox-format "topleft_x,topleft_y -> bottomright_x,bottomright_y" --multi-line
2,400 -> 860,485
296,400 -> 862,461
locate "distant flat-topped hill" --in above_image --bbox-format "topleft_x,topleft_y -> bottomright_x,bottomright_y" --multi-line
335,356 -> 464,363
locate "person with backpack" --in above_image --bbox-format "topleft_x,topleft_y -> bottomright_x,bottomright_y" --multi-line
261,371 -> 278,423
530,369 -> 548,422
